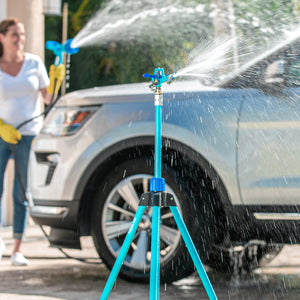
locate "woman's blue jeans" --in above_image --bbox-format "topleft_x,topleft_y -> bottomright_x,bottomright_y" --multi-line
0,136 -> 34,240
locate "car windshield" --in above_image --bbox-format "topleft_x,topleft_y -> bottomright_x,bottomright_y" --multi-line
215,29 -> 300,89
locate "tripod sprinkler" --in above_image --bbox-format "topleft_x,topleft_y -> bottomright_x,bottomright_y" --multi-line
46,38 -> 79,66
100,67 -> 217,300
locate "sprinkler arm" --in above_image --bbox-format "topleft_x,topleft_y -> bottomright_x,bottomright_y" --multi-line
46,38 -> 79,66
166,72 -> 178,83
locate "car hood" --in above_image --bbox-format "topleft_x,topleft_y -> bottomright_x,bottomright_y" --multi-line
56,80 -> 220,107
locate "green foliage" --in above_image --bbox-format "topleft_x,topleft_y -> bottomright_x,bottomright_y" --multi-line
231,0 -> 298,66
44,16 -> 61,72
45,0 -> 105,91
233,0 -> 297,40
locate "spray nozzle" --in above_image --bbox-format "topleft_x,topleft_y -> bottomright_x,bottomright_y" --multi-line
143,68 -> 177,88
46,38 -> 79,66
167,73 -> 177,84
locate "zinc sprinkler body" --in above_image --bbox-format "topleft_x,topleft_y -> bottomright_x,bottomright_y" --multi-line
143,68 -> 177,90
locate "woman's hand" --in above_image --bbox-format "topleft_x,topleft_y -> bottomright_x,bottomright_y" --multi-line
40,87 -> 53,105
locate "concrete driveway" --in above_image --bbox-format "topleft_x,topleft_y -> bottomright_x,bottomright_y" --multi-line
1,224 -> 300,299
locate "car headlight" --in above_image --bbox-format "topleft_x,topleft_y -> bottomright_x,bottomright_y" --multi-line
41,106 -> 99,136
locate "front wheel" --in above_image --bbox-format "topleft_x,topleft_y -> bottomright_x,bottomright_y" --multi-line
90,158 -> 212,283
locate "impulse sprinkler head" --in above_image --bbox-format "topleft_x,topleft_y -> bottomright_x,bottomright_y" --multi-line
143,68 -> 177,90
46,38 -> 79,66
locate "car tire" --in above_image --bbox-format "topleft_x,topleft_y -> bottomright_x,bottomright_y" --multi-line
90,157 -> 212,283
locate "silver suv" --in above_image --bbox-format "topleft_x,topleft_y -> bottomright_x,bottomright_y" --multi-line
29,35 -> 300,283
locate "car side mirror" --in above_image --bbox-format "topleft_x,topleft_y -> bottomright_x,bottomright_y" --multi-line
264,60 -> 285,84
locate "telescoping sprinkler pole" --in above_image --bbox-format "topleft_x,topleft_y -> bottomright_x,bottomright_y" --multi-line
99,68 -> 218,300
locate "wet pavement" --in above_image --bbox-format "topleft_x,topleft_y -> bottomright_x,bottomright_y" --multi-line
1,223 -> 300,299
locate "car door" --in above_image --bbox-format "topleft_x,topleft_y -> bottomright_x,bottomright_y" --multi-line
237,46 -> 300,207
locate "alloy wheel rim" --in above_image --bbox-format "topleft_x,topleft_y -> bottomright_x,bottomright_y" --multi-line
102,174 -> 181,271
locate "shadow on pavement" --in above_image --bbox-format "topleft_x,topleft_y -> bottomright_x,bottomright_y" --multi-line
1,224 -> 300,299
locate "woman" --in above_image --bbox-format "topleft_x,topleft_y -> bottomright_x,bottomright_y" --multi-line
0,18 -> 52,266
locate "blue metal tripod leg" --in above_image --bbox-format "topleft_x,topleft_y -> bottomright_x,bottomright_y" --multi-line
170,206 -> 218,300
100,206 -> 146,300
149,206 -> 161,300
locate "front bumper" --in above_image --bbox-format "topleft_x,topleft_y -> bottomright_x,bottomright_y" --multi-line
30,199 -> 82,249
30,199 -> 79,230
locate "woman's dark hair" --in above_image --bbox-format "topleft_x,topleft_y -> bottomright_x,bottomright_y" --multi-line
0,18 -> 19,57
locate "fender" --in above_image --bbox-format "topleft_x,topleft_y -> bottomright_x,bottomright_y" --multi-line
75,136 -> 233,216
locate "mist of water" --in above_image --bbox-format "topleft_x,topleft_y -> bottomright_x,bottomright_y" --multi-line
174,38 -> 239,81
176,24 -> 300,85
71,0 -> 207,49
70,0 -> 299,85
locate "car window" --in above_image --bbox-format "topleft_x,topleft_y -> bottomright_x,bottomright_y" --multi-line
263,41 -> 300,88
220,39 -> 300,89
286,43 -> 300,87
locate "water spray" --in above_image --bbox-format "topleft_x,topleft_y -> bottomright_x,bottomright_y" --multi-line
71,1 -> 207,49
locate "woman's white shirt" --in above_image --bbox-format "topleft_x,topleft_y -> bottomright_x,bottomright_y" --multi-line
0,53 -> 50,135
